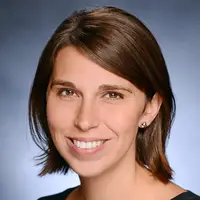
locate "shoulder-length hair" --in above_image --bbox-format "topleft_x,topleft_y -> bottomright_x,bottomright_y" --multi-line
29,6 -> 176,183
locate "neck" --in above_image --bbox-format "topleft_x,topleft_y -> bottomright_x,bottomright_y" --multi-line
78,150 -> 157,200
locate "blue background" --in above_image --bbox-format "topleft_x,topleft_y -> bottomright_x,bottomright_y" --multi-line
0,0 -> 199,199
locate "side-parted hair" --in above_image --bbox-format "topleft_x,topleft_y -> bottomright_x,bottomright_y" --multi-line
29,6 -> 176,183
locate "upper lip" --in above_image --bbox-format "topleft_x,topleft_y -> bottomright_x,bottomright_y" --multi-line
68,137 -> 109,142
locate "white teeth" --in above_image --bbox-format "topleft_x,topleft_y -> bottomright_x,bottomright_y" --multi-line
73,140 -> 104,149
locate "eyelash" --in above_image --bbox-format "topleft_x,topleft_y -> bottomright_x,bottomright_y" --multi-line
58,88 -> 77,97
103,92 -> 124,100
57,88 -> 124,100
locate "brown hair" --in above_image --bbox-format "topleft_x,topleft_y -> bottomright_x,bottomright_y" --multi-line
29,6 -> 176,183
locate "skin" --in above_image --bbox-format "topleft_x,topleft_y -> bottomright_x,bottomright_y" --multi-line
46,46 -> 185,200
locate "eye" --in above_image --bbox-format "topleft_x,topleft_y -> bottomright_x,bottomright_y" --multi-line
57,88 -> 77,99
103,92 -> 124,100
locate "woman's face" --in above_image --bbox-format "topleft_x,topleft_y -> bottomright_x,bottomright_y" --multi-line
46,46 -> 158,178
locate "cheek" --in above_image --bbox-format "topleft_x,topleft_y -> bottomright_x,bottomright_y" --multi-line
46,95 -> 77,132
102,102 -> 142,137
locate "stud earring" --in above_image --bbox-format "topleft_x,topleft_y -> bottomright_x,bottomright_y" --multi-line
140,122 -> 147,128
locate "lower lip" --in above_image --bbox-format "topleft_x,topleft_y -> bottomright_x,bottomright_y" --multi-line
68,139 -> 107,155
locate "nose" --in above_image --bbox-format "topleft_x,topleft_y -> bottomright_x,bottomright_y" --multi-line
74,100 -> 100,131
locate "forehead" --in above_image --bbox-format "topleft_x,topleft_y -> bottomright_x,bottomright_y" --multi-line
53,46 -> 133,87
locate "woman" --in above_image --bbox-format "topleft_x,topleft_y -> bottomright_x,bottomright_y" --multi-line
29,6 -> 200,200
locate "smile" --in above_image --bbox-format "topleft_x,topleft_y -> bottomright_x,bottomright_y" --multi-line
67,137 -> 109,155
72,140 -> 104,149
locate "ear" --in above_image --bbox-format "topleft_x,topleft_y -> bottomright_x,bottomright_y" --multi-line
139,93 -> 162,127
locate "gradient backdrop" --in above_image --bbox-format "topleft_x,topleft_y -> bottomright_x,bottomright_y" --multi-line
0,0 -> 199,199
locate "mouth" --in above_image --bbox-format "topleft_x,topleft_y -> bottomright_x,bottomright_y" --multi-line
67,137 -> 109,155
69,137 -> 108,149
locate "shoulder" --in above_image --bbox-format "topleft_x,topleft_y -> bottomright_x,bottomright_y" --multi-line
172,191 -> 200,200
37,186 -> 78,200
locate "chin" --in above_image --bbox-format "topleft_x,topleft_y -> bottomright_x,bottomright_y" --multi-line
71,161 -> 107,178
65,155 -> 113,179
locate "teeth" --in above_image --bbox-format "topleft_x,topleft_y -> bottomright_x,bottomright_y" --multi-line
73,140 -> 104,149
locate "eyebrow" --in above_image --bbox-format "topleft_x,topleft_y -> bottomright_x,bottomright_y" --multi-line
50,80 -> 77,89
98,84 -> 133,94
50,79 -> 133,94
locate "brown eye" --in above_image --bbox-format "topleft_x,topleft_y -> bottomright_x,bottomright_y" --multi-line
60,89 -> 74,96
103,92 -> 124,100
58,89 -> 77,99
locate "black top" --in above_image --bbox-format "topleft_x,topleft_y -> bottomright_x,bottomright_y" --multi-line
38,186 -> 200,200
